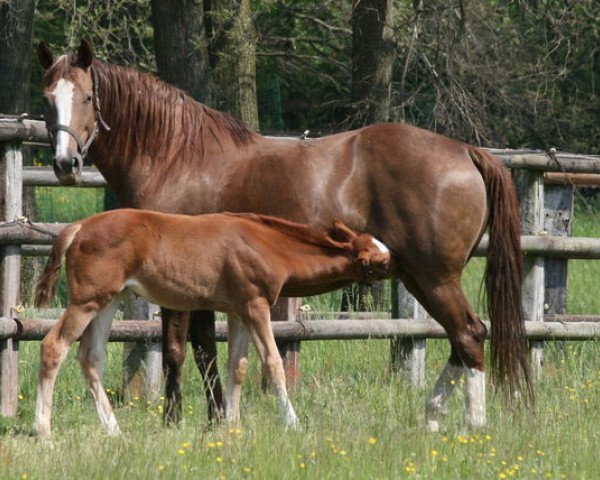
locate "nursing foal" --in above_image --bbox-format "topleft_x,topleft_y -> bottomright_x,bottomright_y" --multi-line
33,209 -> 390,436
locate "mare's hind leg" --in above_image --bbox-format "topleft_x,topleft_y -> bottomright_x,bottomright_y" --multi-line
190,311 -> 224,422
225,315 -> 250,425
161,308 -> 189,425
35,304 -> 98,437
77,296 -> 121,435
412,276 -> 487,432
240,299 -> 299,429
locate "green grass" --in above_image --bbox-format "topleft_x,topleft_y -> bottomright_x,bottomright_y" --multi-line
2,191 -> 598,478
2,340 -> 599,479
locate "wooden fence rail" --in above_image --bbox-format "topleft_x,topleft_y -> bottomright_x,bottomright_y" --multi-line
2,113 -> 600,417
0,317 -> 599,342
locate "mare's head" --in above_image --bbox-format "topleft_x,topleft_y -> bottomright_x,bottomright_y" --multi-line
37,40 -> 106,185
332,220 -> 391,283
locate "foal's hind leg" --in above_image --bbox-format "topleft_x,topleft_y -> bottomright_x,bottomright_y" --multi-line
415,277 -> 487,432
240,299 -> 299,429
35,305 -> 98,437
77,297 -> 121,435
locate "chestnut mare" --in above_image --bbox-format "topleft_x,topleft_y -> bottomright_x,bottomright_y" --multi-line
37,40 -> 530,432
33,210 -> 390,436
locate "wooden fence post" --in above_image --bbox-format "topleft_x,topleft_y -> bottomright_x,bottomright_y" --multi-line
513,168 -> 545,377
390,279 -> 426,387
121,296 -> 162,400
543,184 -> 573,315
0,142 -> 22,416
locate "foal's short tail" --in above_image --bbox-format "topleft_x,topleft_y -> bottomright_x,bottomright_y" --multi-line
468,146 -> 533,401
34,223 -> 82,308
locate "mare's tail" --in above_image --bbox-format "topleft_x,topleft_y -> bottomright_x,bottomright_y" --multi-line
34,223 -> 82,308
468,146 -> 532,401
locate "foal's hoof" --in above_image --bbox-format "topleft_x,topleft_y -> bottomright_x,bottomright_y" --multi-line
425,419 -> 442,433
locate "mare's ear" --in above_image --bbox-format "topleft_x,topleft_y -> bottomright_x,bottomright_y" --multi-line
37,42 -> 54,70
332,219 -> 357,242
77,39 -> 94,68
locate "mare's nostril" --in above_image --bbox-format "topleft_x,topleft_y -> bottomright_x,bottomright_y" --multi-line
71,153 -> 83,171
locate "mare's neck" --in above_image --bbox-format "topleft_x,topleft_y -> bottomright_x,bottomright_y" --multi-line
87,61 -> 257,205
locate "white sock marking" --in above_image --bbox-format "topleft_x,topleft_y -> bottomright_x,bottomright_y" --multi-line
464,368 -> 486,428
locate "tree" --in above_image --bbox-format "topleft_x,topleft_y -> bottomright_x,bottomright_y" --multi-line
340,0 -> 397,311
207,0 -> 259,128
151,0 -> 211,103
349,0 -> 396,126
1,0 -> 38,304
0,0 -> 36,417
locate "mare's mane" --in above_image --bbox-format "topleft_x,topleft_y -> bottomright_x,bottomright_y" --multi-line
224,213 -> 357,254
47,54 -> 256,166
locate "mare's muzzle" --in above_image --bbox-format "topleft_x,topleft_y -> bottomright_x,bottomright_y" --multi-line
53,152 -> 83,186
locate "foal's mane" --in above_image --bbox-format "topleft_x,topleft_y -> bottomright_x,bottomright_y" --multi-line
51,55 -> 256,166
225,213 -> 356,254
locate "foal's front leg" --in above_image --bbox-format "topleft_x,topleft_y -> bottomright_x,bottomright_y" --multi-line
242,299 -> 299,429
35,305 -> 97,437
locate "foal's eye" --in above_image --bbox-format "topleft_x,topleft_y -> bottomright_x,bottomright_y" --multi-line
84,94 -> 93,104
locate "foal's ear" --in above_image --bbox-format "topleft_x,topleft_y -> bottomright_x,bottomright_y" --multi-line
332,219 -> 358,242
37,42 -> 54,70
77,39 -> 95,68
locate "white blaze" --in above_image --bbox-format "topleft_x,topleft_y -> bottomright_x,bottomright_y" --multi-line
51,78 -> 75,158
372,238 -> 389,254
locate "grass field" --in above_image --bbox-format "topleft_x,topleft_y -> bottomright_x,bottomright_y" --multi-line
0,189 -> 599,479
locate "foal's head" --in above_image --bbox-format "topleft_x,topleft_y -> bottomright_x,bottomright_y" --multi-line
37,40 -> 103,185
332,221 -> 391,283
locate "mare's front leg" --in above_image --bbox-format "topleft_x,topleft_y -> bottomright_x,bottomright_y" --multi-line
77,297 -> 121,435
161,308 -> 189,425
241,299 -> 299,429
35,304 -> 98,437
190,310 -> 224,422
225,315 -> 250,425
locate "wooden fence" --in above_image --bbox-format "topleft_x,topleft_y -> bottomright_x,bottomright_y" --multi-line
1,114 -> 600,415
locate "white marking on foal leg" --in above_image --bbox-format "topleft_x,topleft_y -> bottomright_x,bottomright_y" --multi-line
425,362 -> 463,433
51,79 -> 75,158
464,367 -> 486,429
78,297 -> 121,435
225,316 -> 250,425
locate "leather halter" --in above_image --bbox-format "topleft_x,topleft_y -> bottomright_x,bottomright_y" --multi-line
46,66 -> 110,160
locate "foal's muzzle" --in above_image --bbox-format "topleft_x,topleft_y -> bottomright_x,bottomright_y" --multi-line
53,153 -> 83,186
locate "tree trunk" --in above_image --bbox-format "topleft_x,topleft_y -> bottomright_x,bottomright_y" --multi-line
350,0 -> 396,125
0,0 -> 38,305
0,0 -> 35,416
206,0 -> 259,129
344,0 -> 396,311
151,0 -> 212,103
